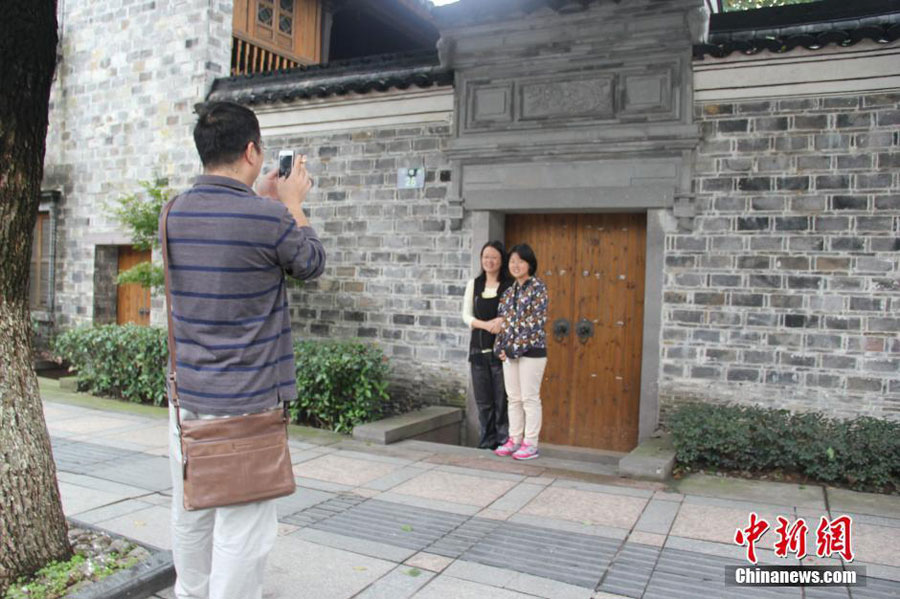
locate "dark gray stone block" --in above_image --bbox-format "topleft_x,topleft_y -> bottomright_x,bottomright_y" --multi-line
353,406 -> 462,445
618,435 -> 675,481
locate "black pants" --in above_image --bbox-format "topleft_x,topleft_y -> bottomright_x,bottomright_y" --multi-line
470,352 -> 509,449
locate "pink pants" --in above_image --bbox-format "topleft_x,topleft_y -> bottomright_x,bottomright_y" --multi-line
502,356 -> 547,445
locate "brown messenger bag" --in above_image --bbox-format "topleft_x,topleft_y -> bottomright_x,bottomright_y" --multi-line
161,199 -> 296,511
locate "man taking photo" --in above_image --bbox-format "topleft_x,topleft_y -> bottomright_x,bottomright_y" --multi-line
161,100 -> 325,599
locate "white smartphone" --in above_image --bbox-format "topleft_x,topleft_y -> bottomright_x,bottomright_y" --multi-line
278,150 -> 294,178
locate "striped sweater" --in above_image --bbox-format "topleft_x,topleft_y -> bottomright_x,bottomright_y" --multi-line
160,174 -> 326,415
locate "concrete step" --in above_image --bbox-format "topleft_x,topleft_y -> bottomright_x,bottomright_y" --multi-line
618,434 -> 676,481
539,443 -> 625,467
353,406 -> 462,445
393,439 -> 620,478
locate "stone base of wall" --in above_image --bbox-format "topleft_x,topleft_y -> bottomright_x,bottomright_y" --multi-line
659,381 -> 887,425
387,360 -> 467,411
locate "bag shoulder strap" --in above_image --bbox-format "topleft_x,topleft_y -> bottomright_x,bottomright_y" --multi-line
160,197 -> 181,420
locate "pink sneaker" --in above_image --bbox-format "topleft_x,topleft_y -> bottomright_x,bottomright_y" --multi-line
494,438 -> 520,457
512,441 -> 539,460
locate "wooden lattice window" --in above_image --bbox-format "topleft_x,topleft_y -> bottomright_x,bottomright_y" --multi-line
29,212 -> 52,311
232,0 -> 321,74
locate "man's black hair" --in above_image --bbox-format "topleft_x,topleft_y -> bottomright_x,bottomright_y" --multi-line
192,101 -> 261,168
509,243 -> 538,277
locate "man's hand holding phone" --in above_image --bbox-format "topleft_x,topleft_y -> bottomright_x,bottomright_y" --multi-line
276,153 -> 312,200
259,152 -> 312,227
278,150 -> 294,178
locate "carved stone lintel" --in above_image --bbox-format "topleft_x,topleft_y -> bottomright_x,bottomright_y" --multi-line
520,77 -> 614,120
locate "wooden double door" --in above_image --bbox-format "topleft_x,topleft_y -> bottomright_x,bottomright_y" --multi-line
505,213 -> 646,452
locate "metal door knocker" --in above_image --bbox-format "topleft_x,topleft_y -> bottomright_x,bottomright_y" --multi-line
553,318 -> 571,342
575,318 -> 594,344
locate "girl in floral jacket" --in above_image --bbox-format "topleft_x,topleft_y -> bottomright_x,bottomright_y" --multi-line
493,243 -> 548,460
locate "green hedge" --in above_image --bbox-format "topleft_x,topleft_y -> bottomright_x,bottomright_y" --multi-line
668,402 -> 900,492
53,326 -> 392,432
290,339 -> 390,433
53,325 -> 168,405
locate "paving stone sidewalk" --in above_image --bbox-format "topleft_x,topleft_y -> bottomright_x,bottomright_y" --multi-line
42,379 -> 900,599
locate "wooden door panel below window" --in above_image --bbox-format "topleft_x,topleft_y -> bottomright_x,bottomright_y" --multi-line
117,247 -> 151,326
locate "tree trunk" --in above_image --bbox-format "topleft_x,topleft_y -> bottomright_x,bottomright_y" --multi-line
0,2 -> 71,593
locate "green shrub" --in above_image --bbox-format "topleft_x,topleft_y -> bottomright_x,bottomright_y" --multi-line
53,325 -> 168,405
668,402 -> 900,492
290,339 -> 390,433
53,326 -> 394,433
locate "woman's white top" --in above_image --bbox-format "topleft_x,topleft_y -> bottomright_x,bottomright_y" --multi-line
462,278 -> 500,329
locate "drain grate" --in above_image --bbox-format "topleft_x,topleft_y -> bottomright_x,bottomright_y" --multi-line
597,542 -> 661,598
281,493 -> 365,527
51,438 -> 144,475
647,548 -> 800,599
310,499 -> 468,551
304,493 -> 366,519
461,520 -> 620,588
425,517 -> 501,558
643,567 -> 727,599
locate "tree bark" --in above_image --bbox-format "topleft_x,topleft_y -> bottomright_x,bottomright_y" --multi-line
0,1 -> 71,593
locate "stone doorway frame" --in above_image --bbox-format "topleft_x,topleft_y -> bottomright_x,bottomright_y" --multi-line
465,206 -> 666,448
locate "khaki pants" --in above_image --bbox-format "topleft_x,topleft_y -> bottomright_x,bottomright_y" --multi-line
168,406 -> 277,599
502,356 -> 547,445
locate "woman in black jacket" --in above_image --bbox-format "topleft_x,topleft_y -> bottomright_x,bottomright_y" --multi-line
462,241 -> 514,449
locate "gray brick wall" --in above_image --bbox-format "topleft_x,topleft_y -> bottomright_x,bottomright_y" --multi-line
263,123 -> 471,406
43,0 -> 234,329
661,92 -> 900,420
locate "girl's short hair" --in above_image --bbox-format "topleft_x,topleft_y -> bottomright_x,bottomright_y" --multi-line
508,243 -> 538,276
